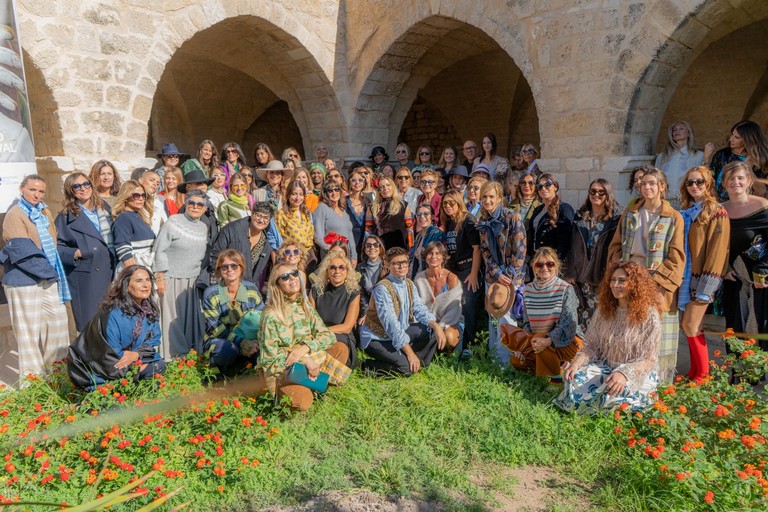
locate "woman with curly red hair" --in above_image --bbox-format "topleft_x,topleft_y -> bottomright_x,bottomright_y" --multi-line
555,261 -> 662,413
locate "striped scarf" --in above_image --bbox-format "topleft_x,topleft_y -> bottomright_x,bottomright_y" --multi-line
678,201 -> 702,311
17,198 -> 71,304
524,275 -> 567,334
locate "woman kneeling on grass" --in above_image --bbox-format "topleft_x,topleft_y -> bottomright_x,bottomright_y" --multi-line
68,266 -> 166,390
258,263 -> 351,411
555,260 -> 662,413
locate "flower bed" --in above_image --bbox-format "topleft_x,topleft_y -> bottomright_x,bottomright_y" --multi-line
612,329 -> 768,510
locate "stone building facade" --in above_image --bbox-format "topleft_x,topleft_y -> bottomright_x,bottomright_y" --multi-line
15,0 -> 768,209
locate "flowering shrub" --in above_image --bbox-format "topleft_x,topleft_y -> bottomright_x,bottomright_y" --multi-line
612,330 -> 768,510
0,351 -> 277,508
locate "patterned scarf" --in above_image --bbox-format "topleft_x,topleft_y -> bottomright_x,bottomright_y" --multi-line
677,201 -> 702,311
476,205 -> 505,268
131,299 -> 156,344
17,198 -> 71,303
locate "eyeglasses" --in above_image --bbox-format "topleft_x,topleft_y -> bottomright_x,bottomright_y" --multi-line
390,260 -> 409,268
589,189 -> 606,197
252,214 -> 270,223
289,153 -> 299,158
520,180 -> 535,186
420,180 -> 435,186
277,269 -> 300,282
536,181 -> 554,190
241,173 -> 253,179
211,173 -> 225,179
365,242 -> 381,249
468,185 -> 481,191
609,277 -> 627,285
419,151 -> 431,156
534,261 -> 556,269
219,263 -> 239,272
326,187 -> 341,194
522,149 -> 537,155
329,264 -> 347,271
685,179 -> 706,188
130,193 -> 147,201
72,181 -> 92,191
395,149 -> 407,154
415,212 -> 431,218
462,146 -> 477,151
186,200 -> 207,208
350,178 -> 364,184
283,248 -> 300,257
442,200 -> 457,207
396,175 -> 410,181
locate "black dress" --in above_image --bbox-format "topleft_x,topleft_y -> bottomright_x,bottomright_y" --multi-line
311,284 -> 360,369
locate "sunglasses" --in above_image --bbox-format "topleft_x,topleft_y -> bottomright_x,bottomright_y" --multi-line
395,149 -> 407,154
349,177 -> 364,184
536,181 -> 554,190
211,173 -> 225,179
442,200 -> 458,207
186,200 -> 207,208
685,179 -> 706,188
130,193 -> 147,201
522,149 -> 536,155
277,269 -> 300,282
328,174 -> 341,180
520,180 -> 535,186
231,183 -> 248,189
420,180 -> 435,186
365,242 -> 381,249
534,261 -> 556,269
419,151 -> 431,156
283,248 -> 300,257
326,187 -> 341,193
589,189 -> 606,197
289,153 -> 299,158
329,264 -> 347,271
219,263 -> 239,272
415,212 -> 431,218
241,173 -> 253,178
396,175 -> 410,180
72,181 -> 92,191
225,149 -> 239,154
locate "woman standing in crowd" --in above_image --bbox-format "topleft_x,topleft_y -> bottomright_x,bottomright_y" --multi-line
721,161 -> 768,348
370,146 -> 388,175
281,147 -> 303,168
446,166 -> 469,197
220,142 -> 247,186
654,121 -> 713,209
153,189 -> 209,359
2,175 -> 71,377
395,168 -> 422,214
711,120 -> 768,200
414,242 -> 463,354
182,139 -> 219,177
160,167 -> 184,216
509,172 -> 541,238
529,174 -> 574,264
112,180 -> 156,272
313,180 -> 357,264
310,251 -> 360,368
90,159 -> 122,207
609,168 -> 684,384
55,172 -> 115,332
154,143 -> 184,191
566,178 -> 621,331
253,143 -> 274,171
626,166 -> 649,208
417,169 -> 441,226
477,181 -> 526,365
356,166 -> 377,203
438,145 -> 460,173
136,169 -> 166,236
410,204 -> 443,279
207,168 -> 228,217
412,145 -> 436,174
395,143 -> 415,170
503,170 -> 521,206
557,261 -> 661,412
504,247 -> 582,377
346,168 -> 369,259
475,133 -> 510,180
239,167 -> 256,208
202,249 -> 264,378
677,167 -> 730,382
258,263 -> 350,412
315,144 -> 329,162
67,266 -> 165,389
365,177 -> 413,250
293,167 -> 319,212
466,175 -> 487,218
275,180 -> 315,267
217,173 -> 251,227
254,160 -> 291,211
519,143 -> 541,177
441,189 -> 483,351
357,235 -> 387,319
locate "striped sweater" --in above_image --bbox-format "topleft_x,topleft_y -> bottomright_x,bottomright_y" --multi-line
522,276 -> 582,348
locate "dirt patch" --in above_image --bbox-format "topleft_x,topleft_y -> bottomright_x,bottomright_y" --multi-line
263,489 -> 443,512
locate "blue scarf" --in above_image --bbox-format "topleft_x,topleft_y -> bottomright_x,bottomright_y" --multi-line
476,206 -> 506,270
678,201 -> 702,311
17,198 -> 71,304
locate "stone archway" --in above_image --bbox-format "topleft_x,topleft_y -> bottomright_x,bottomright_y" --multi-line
22,52 -> 63,158
149,15 -> 344,164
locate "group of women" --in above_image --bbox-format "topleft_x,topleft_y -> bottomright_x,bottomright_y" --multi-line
3,121 -> 767,414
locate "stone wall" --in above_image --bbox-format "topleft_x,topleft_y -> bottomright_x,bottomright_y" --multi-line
398,96 -> 461,158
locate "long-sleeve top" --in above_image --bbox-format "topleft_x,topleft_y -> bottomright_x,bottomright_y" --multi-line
1,204 -> 58,286
478,206 -> 527,288
152,213 -> 208,278
472,155 -> 510,180
217,199 -> 250,227
105,307 -> 161,363
275,207 -> 315,251
685,205 -> 730,302
313,202 -> 357,260
113,211 -> 156,264
202,280 -> 264,345
148,195 -> 168,236
571,307 -> 661,390
522,276 -> 582,348
258,298 -> 335,376
360,275 -> 435,350
528,202 -> 575,263
401,187 -> 423,215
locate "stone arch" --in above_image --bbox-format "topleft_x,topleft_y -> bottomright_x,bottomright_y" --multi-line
620,0 -> 768,155
22,51 -> 63,157
149,13 -> 344,163
347,4 -> 539,158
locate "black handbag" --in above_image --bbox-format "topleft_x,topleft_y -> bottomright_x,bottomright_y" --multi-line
745,235 -> 767,261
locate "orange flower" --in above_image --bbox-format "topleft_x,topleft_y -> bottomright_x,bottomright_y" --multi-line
750,417 -> 762,430
704,490 -> 714,504
677,405 -> 687,414
718,429 -> 736,440
714,405 -> 729,417
742,436 -> 757,450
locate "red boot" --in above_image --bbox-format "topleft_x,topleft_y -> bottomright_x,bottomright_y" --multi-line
688,333 -> 709,383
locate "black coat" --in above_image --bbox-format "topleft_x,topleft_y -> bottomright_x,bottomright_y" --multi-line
565,213 -> 620,286
55,208 -> 115,331
211,217 -> 271,288
528,202 -> 575,263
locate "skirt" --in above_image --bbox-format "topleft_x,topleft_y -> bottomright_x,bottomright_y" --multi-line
658,311 -> 679,385
159,276 -> 203,360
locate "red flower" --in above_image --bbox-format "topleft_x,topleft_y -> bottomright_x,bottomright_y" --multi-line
704,491 -> 714,504
676,472 -> 686,481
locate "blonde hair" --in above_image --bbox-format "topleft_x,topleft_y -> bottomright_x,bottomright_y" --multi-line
314,251 -> 359,296
112,180 -> 151,226
371,177 -> 404,217
478,181 -> 504,220
531,246 -> 562,276
262,263 -> 311,326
